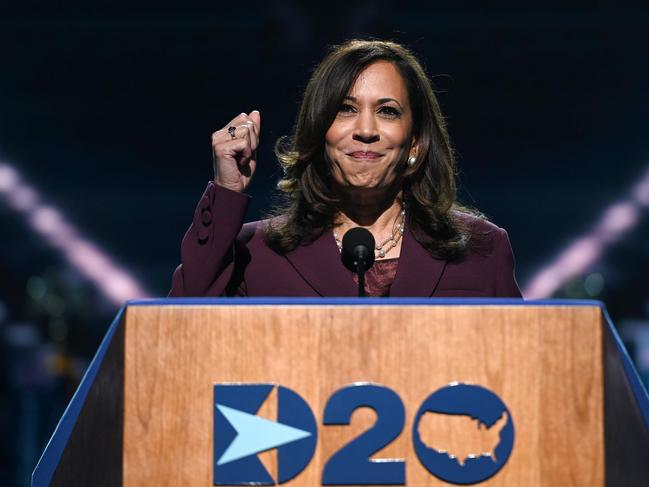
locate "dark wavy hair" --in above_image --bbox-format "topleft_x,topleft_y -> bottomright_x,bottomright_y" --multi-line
266,39 -> 480,260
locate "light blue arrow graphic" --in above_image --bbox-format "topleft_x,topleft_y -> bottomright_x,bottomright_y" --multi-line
216,404 -> 312,466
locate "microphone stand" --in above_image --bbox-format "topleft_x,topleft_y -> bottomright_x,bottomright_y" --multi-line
353,246 -> 370,298
356,260 -> 367,297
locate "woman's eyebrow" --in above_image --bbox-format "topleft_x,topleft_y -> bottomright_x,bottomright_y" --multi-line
377,97 -> 403,108
344,95 -> 403,108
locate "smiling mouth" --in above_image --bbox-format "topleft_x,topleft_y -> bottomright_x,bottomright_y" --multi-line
348,151 -> 383,160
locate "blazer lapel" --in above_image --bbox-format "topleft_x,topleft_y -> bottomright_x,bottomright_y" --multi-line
390,225 -> 447,297
285,231 -> 358,297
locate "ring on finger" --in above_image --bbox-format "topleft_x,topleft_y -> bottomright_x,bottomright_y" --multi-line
228,126 -> 237,139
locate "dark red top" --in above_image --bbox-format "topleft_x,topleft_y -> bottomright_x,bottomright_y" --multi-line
351,258 -> 400,297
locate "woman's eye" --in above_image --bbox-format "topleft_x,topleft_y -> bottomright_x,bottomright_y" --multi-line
378,106 -> 401,118
338,103 -> 356,114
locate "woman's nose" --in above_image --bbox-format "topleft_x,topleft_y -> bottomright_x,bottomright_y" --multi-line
352,111 -> 380,144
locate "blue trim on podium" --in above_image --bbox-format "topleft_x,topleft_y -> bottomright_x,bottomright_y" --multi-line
601,307 -> 649,432
31,307 -> 126,487
128,297 -> 601,306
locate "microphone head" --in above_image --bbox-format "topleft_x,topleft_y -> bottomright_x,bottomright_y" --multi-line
341,227 -> 376,272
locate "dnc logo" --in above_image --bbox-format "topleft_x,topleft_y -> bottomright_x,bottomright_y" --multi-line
214,383 -> 514,485
213,384 -> 317,485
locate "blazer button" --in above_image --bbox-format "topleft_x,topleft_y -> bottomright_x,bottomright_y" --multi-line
201,208 -> 212,226
197,226 -> 209,244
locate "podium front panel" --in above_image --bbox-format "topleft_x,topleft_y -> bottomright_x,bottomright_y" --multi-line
120,303 -> 604,486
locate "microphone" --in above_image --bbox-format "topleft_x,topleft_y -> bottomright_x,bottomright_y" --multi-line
341,227 -> 376,297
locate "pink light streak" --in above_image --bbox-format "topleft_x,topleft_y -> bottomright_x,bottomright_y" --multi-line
0,160 -> 152,305
523,164 -> 649,299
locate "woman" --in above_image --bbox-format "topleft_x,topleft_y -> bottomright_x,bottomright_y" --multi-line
169,40 -> 521,298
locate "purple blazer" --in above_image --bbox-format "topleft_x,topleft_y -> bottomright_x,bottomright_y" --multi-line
169,182 -> 522,298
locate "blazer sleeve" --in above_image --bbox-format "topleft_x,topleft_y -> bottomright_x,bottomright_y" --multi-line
169,181 -> 250,297
494,227 -> 523,298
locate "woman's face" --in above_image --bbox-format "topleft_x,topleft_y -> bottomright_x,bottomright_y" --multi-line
325,60 -> 415,193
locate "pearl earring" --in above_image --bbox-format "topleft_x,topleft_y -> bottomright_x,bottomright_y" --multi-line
407,155 -> 416,167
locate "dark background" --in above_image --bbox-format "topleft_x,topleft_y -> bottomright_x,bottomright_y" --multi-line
1,2 -> 649,485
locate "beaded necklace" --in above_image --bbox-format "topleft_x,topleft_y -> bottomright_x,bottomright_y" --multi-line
333,202 -> 406,259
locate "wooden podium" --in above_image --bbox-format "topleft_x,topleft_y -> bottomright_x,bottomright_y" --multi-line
33,299 -> 649,486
